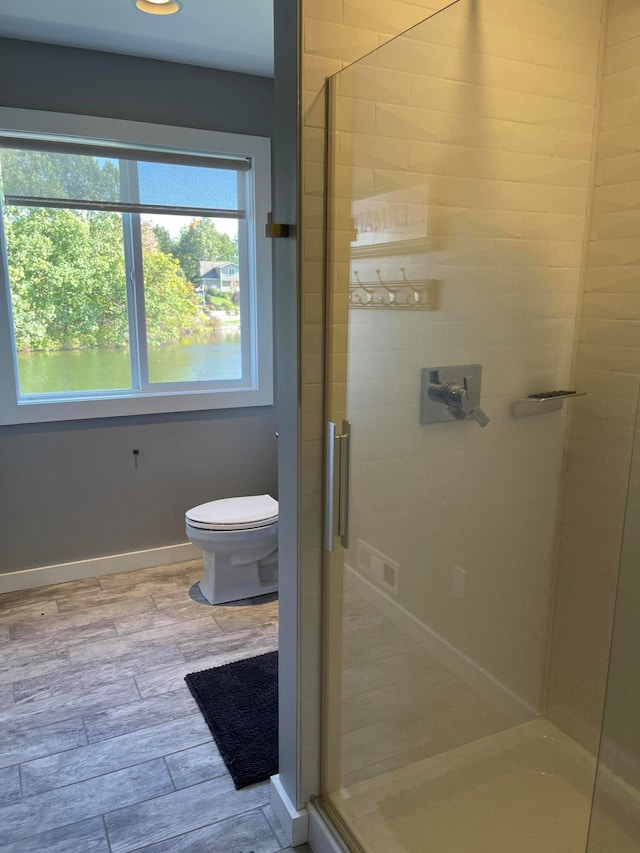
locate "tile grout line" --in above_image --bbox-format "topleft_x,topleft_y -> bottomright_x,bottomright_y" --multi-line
3,761 -> 181,848
102,813 -> 115,853
4,755 -> 173,804
80,712 -> 90,747
260,803 -> 291,851
162,755 -> 178,792
104,793 -> 275,853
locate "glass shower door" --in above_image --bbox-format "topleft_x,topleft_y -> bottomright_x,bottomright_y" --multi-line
320,1 -> 603,851
586,398 -> 640,853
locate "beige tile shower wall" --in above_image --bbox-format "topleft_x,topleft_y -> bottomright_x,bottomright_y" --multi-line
325,0 -> 604,720
548,0 -> 640,755
300,0 -> 445,658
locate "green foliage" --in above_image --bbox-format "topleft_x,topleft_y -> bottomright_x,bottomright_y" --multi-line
0,149 -> 235,354
143,250 -> 209,345
4,207 -> 209,352
207,293 -> 238,314
5,208 -> 128,351
152,224 -> 177,258
0,149 -> 119,200
175,218 -> 239,283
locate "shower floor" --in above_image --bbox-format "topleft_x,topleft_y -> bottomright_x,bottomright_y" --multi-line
327,719 -> 598,853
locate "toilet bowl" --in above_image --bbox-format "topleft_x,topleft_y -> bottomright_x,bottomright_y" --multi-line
185,494 -> 278,604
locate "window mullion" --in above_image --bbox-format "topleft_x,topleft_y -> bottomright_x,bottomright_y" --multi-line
237,168 -> 252,385
119,160 -> 149,391
0,192 -> 21,402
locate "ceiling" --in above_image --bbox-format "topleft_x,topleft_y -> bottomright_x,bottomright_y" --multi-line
0,0 -> 274,77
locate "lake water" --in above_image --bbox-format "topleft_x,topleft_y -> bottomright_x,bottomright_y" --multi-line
17,338 -> 241,394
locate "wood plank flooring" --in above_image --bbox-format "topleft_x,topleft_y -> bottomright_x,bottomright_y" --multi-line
0,559 -> 308,853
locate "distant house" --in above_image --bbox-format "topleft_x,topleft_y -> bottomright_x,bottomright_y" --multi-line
198,261 -> 239,293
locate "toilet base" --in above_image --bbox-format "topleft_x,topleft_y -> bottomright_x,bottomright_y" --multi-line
198,549 -> 278,605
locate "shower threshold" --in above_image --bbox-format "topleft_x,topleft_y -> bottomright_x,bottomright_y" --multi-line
327,719 -> 597,853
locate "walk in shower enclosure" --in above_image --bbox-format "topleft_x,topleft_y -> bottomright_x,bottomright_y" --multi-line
321,1 -> 640,850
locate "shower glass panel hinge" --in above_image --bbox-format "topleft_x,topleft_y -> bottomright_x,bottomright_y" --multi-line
325,420 -> 351,552
265,212 -> 290,238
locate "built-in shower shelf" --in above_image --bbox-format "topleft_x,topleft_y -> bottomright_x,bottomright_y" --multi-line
512,391 -> 586,417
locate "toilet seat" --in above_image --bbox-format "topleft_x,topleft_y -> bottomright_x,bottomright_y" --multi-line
185,494 -> 278,532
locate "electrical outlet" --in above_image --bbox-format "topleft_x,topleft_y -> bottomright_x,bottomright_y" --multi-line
452,565 -> 467,599
356,539 -> 399,595
383,562 -> 396,588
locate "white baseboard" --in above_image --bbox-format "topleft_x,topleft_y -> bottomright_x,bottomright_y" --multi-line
270,774 -> 308,848
0,543 -> 200,593
346,564 -> 536,725
308,801 -> 349,853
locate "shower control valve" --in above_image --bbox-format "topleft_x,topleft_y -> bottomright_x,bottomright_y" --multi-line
421,364 -> 490,428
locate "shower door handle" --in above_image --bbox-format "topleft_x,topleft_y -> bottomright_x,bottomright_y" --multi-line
338,420 -> 351,549
325,420 -> 351,551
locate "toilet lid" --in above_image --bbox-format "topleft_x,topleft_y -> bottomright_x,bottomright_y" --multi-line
185,494 -> 278,531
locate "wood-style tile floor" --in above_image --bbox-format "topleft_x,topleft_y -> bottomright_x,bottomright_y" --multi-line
0,559 -> 309,853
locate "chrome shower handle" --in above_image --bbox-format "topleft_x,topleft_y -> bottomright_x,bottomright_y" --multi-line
457,377 -> 490,427
467,404 -> 490,427
325,421 -> 336,552
325,419 -> 352,551
427,372 -> 490,428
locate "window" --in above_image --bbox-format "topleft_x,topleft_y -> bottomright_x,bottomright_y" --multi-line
0,109 -> 272,424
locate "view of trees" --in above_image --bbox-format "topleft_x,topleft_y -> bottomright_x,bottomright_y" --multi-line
0,149 -> 121,201
153,218 -> 238,283
0,150 -> 238,353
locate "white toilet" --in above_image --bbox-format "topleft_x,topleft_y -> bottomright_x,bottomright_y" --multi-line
185,494 -> 278,605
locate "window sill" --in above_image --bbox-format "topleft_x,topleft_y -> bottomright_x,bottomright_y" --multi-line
0,384 -> 274,425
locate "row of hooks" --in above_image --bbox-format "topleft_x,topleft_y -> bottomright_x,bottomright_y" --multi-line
349,268 -> 439,310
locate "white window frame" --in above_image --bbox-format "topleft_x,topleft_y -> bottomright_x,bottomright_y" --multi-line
0,107 -> 273,424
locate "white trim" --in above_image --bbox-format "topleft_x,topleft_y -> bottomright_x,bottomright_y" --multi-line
269,774 -> 309,848
346,564 -> 537,725
307,801 -> 349,853
0,107 -> 273,424
0,542 -> 199,593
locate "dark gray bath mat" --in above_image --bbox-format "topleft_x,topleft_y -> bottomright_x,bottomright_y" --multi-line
184,651 -> 278,789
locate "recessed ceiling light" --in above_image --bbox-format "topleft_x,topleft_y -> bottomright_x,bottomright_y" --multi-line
135,0 -> 182,15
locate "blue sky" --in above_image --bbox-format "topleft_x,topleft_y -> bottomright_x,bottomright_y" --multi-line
92,156 -> 240,237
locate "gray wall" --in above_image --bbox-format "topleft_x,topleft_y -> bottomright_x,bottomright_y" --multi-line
0,38 -> 277,574
0,37 -> 273,135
